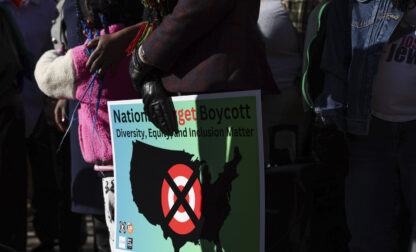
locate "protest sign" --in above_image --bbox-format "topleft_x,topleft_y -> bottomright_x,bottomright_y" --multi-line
108,90 -> 264,252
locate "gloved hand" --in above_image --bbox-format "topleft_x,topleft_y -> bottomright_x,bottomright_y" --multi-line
129,47 -> 178,136
142,77 -> 179,136
129,46 -> 154,93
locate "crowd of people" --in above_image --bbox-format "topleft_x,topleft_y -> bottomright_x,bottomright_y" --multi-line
1,0 -> 416,251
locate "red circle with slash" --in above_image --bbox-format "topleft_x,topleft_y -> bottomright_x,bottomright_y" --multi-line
161,164 -> 202,235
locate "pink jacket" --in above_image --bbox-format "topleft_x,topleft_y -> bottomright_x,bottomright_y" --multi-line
35,24 -> 138,168
72,25 -> 138,165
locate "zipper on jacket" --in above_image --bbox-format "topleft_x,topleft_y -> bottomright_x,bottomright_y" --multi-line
301,1 -> 330,110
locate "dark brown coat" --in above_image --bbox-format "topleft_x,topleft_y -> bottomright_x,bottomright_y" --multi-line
142,0 -> 279,94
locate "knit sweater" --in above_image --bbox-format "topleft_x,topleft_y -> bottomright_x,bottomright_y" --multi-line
35,24 -> 138,167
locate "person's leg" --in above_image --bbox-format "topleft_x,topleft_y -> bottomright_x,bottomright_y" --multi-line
346,117 -> 401,252
28,112 -> 59,250
0,96 -> 27,251
53,131 -> 84,252
397,120 -> 416,251
93,215 -> 111,252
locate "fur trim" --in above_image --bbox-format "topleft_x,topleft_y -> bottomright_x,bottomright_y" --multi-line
35,49 -> 76,99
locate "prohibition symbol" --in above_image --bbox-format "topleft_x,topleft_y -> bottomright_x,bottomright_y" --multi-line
161,164 -> 202,235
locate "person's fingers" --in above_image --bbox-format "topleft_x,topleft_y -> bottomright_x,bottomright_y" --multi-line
60,106 -> 66,122
143,100 -> 152,122
59,106 -> 68,131
162,112 -> 173,135
56,123 -> 64,132
149,102 -> 165,133
86,49 -> 98,69
61,116 -> 69,131
151,104 -> 161,126
57,120 -> 66,132
166,98 -> 178,133
160,102 -> 174,135
55,106 -> 66,132
99,61 -> 111,75
89,54 -> 104,73
54,105 -> 61,130
86,37 -> 99,49
154,101 -> 174,136
86,47 -> 102,71
141,82 -> 177,135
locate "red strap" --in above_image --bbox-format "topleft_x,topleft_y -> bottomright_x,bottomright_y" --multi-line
125,23 -> 147,55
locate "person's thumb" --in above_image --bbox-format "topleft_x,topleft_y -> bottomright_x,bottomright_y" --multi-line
87,37 -> 99,49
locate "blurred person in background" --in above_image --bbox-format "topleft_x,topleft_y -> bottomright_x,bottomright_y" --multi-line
316,0 -> 416,251
259,1 -> 351,251
282,0 -> 321,43
258,0 -> 320,165
0,2 -> 30,251
0,0 -> 57,251
0,0 -> 87,251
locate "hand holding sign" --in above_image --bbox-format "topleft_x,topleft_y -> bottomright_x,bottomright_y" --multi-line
141,79 -> 179,136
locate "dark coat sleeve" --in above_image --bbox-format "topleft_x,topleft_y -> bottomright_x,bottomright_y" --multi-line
319,0 -> 351,106
142,0 -> 237,72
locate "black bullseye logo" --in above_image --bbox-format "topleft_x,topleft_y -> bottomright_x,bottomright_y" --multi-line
161,164 -> 202,235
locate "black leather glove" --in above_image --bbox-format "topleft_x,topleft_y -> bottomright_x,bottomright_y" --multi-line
142,77 -> 179,136
129,47 -> 153,93
129,47 -> 178,136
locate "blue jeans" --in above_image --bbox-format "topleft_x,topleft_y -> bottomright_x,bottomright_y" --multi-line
346,117 -> 416,252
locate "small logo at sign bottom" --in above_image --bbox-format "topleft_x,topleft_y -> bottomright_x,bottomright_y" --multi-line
127,238 -> 133,250
127,222 -> 134,234
119,236 -> 126,249
119,221 -> 126,233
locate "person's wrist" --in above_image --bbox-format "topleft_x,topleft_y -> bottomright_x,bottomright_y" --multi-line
132,46 -> 149,70
130,46 -> 157,94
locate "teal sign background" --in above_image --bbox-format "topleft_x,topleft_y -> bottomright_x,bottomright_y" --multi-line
109,91 -> 265,252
